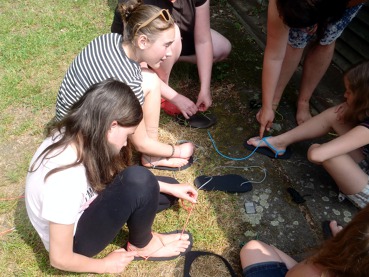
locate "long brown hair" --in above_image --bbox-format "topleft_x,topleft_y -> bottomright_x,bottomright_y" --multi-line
30,79 -> 143,192
309,204 -> 369,276
118,0 -> 174,43
343,60 -> 369,123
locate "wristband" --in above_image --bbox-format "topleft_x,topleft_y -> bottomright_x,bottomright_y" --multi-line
168,143 -> 175,158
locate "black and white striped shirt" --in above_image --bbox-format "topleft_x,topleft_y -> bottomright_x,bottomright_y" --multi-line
55,33 -> 144,121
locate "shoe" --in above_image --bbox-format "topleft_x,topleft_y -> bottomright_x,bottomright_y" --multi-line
141,156 -> 194,171
127,230 -> 193,261
161,99 -> 181,116
175,112 -> 217,129
194,174 -> 252,193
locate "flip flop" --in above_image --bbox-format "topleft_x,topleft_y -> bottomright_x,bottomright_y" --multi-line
194,174 -> 252,193
243,136 -> 292,159
127,230 -> 193,261
175,113 -> 217,129
142,156 -> 194,171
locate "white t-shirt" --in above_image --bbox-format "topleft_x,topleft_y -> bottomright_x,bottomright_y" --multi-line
25,133 -> 97,251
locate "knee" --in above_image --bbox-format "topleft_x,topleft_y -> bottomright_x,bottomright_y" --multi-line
213,39 -> 232,62
307,144 -> 323,164
122,166 -> 159,195
241,240 -> 264,254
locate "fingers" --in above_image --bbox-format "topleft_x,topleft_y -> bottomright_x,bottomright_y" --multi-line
259,125 -> 266,139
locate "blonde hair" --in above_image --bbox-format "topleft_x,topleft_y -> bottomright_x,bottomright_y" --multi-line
119,0 -> 174,43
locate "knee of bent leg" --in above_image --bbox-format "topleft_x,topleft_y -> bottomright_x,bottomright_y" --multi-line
213,39 -> 232,62
307,144 -> 324,164
121,165 -> 160,195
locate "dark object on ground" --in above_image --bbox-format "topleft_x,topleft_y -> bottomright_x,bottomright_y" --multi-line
287,187 -> 306,204
194,174 -> 252,193
176,112 -> 217,129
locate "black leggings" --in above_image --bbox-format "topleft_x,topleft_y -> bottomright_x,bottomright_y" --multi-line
73,165 -> 178,257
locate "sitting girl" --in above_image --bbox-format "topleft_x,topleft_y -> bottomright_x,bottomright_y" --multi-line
55,0 -> 194,170
26,80 -> 197,274
246,60 -> 369,209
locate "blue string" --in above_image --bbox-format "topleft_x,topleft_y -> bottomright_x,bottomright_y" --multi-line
207,130 -> 261,161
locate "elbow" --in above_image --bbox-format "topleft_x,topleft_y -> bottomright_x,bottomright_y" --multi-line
50,254 -> 71,272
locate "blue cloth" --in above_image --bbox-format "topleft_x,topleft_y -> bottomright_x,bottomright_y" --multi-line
288,4 -> 364,48
242,262 -> 288,277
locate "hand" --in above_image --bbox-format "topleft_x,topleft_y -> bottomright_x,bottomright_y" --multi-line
102,248 -> 136,273
196,90 -> 212,112
334,102 -> 348,121
170,183 -> 198,203
178,142 -> 195,159
256,107 -> 275,138
171,94 -> 198,119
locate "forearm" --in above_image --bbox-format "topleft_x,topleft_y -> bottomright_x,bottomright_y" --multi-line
261,54 -> 284,110
196,40 -> 213,94
50,252 -> 106,273
158,181 -> 174,195
160,78 -> 179,101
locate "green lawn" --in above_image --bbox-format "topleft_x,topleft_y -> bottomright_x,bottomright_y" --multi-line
0,1 -> 250,276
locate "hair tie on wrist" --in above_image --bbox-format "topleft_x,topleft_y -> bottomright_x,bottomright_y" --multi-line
168,143 -> 175,158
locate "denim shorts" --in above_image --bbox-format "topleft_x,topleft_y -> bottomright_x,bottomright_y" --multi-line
341,158 -> 369,209
242,262 -> 288,277
288,4 -> 364,48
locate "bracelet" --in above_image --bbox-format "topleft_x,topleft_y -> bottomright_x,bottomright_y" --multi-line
168,143 -> 175,158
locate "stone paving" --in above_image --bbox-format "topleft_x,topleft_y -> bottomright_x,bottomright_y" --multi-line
217,0 -> 359,260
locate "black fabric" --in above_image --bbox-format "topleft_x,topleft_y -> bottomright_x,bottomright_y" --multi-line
194,174 -> 252,193
183,251 -> 237,277
176,113 -> 217,129
73,166 -> 178,257
111,0 -> 207,56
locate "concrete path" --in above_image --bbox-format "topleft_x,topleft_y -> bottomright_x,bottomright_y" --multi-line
212,0 -> 359,261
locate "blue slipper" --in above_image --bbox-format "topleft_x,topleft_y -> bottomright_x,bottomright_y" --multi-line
243,136 -> 292,159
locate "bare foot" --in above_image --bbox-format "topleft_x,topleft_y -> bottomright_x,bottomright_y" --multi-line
329,220 -> 343,237
247,136 -> 287,156
128,232 -> 191,259
141,155 -> 189,169
296,102 -> 312,125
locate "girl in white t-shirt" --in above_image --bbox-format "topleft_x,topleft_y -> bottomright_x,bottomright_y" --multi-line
26,79 -> 197,274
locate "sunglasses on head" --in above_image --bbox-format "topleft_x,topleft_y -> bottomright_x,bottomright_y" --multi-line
135,9 -> 172,35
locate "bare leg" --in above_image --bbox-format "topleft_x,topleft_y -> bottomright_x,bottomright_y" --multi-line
296,42 -> 335,125
247,105 -> 353,154
130,69 -> 193,168
240,240 -> 297,270
318,153 -> 367,195
141,68 -> 161,140
272,45 -> 304,109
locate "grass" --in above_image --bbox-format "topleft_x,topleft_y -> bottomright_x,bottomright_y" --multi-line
0,1 -> 265,276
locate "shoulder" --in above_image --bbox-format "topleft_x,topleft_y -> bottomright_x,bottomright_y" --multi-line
286,261 -> 324,277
